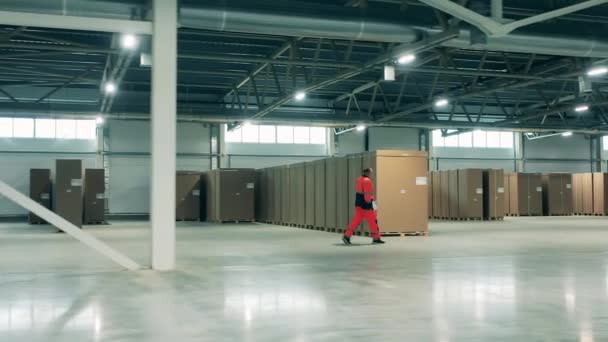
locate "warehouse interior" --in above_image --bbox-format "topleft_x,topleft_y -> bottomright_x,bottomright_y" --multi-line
1,0 -> 608,340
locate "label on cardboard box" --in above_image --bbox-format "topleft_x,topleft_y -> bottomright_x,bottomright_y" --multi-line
40,193 -> 50,200
497,187 -> 505,193
96,193 -> 105,199
71,179 -> 82,187
400,189 -> 406,194
247,183 -> 255,189
476,188 -> 483,194
566,184 -> 572,189
536,187 -> 542,192
415,177 -> 427,186
192,190 -> 200,196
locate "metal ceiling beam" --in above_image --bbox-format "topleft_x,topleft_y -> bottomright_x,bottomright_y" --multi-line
245,29 -> 458,120
0,10 -> 152,34
224,39 -> 296,99
418,0 -> 608,36
376,59 -> 577,123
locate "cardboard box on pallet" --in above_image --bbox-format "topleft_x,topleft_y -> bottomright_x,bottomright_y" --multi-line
288,165 -> 298,225
432,171 -> 441,218
314,159 -> 326,228
483,169 -> 504,220
293,163 -> 306,226
428,171 -> 433,218
572,173 -> 582,214
29,169 -> 51,224
593,173 -> 608,215
541,173 -> 572,216
55,160 -> 83,228
528,173 -> 543,216
508,172 -> 543,216
325,158 -> 338,230
205,169 -> 256,222
335,156 -> 350,230
504,173 -> 511,215
439,170 -> 449,219
458,169 -> 483,219
84,169 -> 106,224
448,169 -> 459,219
304,162 -> 315,227
347,154 -> 363,224
280,166 -> 290,224
583,173 -> 594,214
370,150 -> 428,233
176,171 -> 202,221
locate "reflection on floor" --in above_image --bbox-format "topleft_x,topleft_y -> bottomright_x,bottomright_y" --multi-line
0,217 -> 607,341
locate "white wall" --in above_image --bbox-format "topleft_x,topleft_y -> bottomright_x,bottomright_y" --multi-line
335,130 -> 365,155
106,120 -> 212,214
368,127 -> 419,150
432,147 -> 516,171
225,142 -> 328,169
523,134 -> 592,173
0,138 -> 97,215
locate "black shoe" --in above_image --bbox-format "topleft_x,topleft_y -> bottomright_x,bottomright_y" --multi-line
342,235 -> 352,245
372,239 -> 385,244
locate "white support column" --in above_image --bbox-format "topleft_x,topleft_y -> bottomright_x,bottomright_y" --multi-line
151,0 -> 177,271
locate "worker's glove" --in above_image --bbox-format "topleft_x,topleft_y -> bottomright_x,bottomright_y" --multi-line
372,201 -> 378,211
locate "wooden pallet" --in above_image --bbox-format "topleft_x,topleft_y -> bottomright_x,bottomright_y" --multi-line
211,220 -> 255,224
363,231 -> 429,237
488,217 -> 504,221
85,221 -> 109,225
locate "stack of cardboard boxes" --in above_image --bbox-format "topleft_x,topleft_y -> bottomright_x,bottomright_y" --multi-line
256,150 -> 429,235
429,168 -> 504,220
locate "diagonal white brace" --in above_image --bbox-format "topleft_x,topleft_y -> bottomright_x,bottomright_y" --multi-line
0,179 -> 141,270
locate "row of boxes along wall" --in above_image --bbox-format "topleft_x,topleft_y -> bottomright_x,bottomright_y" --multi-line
176,169 -> 257,222
255,150 -> 429,235
428,171 -> 608,218
29,160 -> 105,226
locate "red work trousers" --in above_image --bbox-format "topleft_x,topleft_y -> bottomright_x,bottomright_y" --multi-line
345,207 -> 381,239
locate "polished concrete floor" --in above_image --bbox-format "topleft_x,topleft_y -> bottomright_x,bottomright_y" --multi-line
0,217 -> 608,341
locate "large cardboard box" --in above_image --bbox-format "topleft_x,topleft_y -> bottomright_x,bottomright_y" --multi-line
325,158 -> 338,230
593,173 -> 608,215
428,171 -> 433,218
563,173 -> 573,215
458,169 -> 483,219
542,173 -> 573,216
29,169 -> 51,224
305,162 -> 315,226
370,150 -> 428,233
84,169 -> 106,224
439,170 -> 449,219
314,159 -> 326,228
273,167 -> 282,222
176,171 -> 201,221
288,166 -> 297,224
483,169 -> 504,220
280,166 -> 290,224
528,173 -> 543,216
55,160 -> 83,228
255,169 -> 266,222
448,169 -> 459,219
293,163 -> 306,225
572,173 -> 583,214
432,171 -> 441,218
509,173 -> 543,216
335,157 -> 350,229
347,154 -> 363,222
503,173 -> 510,215
206,169 -> 256,222
583,173 -> 594,214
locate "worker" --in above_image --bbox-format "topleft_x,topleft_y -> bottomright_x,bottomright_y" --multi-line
342,167 -> 385,245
